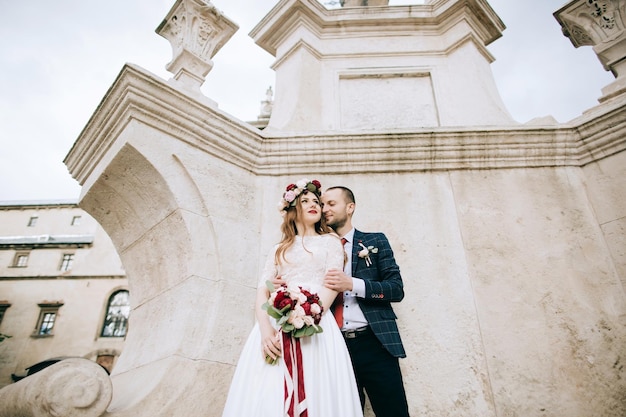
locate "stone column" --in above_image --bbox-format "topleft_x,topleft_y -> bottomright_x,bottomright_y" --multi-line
0,358 -> 112,417
554,0 -> 626,101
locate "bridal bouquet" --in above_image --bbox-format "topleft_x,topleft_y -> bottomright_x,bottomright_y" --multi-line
262,281 -> 324,364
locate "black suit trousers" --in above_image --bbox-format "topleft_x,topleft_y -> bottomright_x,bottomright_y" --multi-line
345,330 -> 410,417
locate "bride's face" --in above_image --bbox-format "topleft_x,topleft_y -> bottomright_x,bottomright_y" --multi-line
298,192 -> 322,226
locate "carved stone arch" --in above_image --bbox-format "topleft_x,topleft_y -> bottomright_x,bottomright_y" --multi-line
78,142 -> 229,414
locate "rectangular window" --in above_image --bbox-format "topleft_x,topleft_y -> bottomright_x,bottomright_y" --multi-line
0,303 -> 10,327
60,254 -> 74,271
33,303 -> 63,337
71,216 -> 81,226
39,312 -> 56,335
27,216 -> 38,227
13,252 -> 29,267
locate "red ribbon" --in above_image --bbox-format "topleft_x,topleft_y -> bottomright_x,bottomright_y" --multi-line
282,333 -> 308,417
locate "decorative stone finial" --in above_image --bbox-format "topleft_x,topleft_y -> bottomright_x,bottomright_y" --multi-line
156,0 -> 238,94
554,0 -> 626,100
249,86 -> 274,129
259,86 -> 274,121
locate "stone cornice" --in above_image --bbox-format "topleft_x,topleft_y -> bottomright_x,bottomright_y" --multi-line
258,119 -> 623,175
270,30 -> 495,71
250,0 -> 504,56
0,201 -> 78,209
0,234 -> 94,249
0,275 -> 126,281
570,98 -> 626,165
64,64 -> 626,188
64,64 -> 264,186
257,97 -> 626,174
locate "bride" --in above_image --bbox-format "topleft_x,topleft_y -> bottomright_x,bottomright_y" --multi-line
221,179 -> 363,417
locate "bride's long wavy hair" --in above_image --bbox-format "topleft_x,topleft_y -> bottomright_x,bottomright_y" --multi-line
275,189 -> 332,265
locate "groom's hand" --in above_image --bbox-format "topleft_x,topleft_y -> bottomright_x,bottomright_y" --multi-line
324,268 -> 353,292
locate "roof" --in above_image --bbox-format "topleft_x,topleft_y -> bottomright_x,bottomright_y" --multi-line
0,234 -> 94,248
0,200 -> 79,209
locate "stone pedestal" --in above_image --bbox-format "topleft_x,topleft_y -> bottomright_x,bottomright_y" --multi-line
251,0 -> 512,131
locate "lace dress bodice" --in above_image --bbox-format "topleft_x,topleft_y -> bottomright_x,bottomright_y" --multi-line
258,234 -> 344,292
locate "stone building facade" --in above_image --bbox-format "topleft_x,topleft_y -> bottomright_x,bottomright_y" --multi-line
0,202 -> 127,388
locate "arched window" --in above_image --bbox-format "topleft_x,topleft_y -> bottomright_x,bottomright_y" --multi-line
101,290 -> 130,337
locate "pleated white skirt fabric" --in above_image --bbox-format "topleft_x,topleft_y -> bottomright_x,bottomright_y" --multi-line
222,313 -> 363,417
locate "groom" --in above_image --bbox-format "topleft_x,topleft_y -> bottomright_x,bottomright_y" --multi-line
322,186 -> 410,417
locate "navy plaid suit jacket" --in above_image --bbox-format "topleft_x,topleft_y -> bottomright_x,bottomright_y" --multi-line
351,229 -> 406,358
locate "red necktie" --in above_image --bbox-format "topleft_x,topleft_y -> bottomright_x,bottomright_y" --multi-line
333,238 -> 348,329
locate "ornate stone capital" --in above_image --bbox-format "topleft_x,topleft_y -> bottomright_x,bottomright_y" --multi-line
156,0 -> 238,93
555,0 -> 624,48
555,0 -> 626,99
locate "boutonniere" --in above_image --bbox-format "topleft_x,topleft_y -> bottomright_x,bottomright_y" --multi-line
357,241 -> 378,267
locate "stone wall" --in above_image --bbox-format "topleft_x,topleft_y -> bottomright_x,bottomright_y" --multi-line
58,62 -> 626,416
53,0 -> 626,415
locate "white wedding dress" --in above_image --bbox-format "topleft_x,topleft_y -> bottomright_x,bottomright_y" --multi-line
222,234 -> 363,417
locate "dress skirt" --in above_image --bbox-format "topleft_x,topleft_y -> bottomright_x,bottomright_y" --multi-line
222,312 -> 363,417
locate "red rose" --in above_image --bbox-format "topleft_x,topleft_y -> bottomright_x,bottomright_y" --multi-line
312,180 -> 321,190
278,298 -> 293,310
273,290 -> 288,308
306,292 -> 319,304
301,302 -> 311,315
286,183 -> 296,191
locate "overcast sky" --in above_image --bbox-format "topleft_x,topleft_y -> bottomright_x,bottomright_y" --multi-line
0,0 -> 614,202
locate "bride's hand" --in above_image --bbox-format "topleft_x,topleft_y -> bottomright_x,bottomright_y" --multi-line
261,331 -> 281,361
270,275 -> 285,289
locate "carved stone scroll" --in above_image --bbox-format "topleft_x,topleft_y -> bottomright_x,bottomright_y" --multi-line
0,358 -> 112,417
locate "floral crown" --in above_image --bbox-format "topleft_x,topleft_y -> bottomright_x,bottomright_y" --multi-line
278,178 -> 322,212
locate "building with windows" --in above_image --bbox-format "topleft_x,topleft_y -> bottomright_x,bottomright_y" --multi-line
0,201 -> 127,388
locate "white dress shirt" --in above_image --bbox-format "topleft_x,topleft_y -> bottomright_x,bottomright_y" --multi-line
341,228 -> 368,330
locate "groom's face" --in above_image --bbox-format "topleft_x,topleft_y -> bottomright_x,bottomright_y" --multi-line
321,188 -> 350,231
